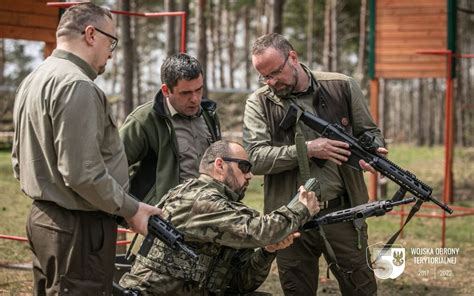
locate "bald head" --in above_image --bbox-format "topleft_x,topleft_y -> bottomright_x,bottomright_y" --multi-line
199,140 -> 245,174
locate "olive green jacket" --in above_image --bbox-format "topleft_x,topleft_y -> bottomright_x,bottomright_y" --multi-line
243,69 -> 385,213
119,90 -> 221,206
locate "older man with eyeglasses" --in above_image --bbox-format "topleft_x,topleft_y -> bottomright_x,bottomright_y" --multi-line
11,3 -> 161,294
119,140 -> 320,295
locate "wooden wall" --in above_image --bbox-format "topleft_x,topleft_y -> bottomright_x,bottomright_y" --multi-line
0,0 -> 59,57
375,0 -> 447,78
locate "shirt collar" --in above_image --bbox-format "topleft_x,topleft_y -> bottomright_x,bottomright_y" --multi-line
52,49 -> 98,80
166,96 -> 202,119
291,65 -> 314,97
198,174 -> 241,202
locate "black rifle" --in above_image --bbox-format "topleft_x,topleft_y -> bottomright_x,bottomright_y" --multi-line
302,197 -> 416,230
280,104 -> 453,214
112,282 -> 140,296
138,215 -> 198,259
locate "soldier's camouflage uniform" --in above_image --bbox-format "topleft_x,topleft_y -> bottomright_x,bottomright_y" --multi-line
120,174 -> 312,295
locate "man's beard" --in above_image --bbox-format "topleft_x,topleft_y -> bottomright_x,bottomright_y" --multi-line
224,168 -> 248,201
269,66 -> 298,97
98,65 -> 106,75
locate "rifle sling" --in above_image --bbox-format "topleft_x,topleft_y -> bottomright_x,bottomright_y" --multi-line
383,198 -> 423,250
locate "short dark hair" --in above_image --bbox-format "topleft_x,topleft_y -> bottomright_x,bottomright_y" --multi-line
56,2 -> 113,39
199,140 -> 242,173
251,33 -> 294,57
160,53 -> 203,92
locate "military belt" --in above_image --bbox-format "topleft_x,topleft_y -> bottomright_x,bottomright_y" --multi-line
319,193 -> 347,210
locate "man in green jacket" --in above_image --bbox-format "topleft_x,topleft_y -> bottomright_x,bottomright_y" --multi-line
11,3 -> 161,294
120,53 -> 221,206
119,140 -> 320,295
243,33 -> 388,296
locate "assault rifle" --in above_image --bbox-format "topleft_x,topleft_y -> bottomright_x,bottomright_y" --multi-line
139,215 -> 198,259
280,104 -> 453,214
302,197 -> 416,230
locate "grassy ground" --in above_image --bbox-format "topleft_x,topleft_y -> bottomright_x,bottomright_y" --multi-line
0,145 -> 473,295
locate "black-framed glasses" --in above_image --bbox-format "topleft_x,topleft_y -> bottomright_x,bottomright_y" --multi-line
209,157 -> 253,174
258,54 -> 290,83
82,27 -> 118,52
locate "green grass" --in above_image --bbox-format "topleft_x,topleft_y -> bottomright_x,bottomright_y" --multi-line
1,145 -> 473,295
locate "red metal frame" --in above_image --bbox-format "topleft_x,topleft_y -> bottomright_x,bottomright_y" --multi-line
0,228 -> 133,246
389,49 -> 474,247
46,2 -> 187,52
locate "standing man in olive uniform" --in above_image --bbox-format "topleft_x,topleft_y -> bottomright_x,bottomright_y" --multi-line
119,140 -> 320,295
11,3 -> 161,294
120,53 -> 220,206
243,33 -> 388,295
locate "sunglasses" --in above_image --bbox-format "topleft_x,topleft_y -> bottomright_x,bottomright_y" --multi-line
209,157 -> 253,174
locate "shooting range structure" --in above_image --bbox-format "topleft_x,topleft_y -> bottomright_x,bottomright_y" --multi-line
368,0 -> 474,247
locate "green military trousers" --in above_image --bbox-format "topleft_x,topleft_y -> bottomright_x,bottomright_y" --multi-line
27,200 -> 117,296
276,205 -> 377,296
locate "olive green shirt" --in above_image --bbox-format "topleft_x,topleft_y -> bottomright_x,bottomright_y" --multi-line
166,98 -> 212,182
11,49 -> 138,217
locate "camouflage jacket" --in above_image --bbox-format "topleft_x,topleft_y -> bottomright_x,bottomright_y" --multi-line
120,174 -> 312,295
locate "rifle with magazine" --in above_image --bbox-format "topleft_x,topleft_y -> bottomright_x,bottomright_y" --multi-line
280,104 -> 453,250
280,104 -> 453,214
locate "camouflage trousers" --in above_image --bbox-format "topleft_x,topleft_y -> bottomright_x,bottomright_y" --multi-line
276,206 -> 377,296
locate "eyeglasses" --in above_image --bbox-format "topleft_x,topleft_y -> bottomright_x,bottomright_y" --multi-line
258,54 -> 289,83
209,157 -> 253,174
82,27 -> 118,52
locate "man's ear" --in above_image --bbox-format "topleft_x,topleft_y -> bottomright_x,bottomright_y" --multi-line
214,158 -> 226,177
83,25 -> 96,47
289,50 -> 299,65
161,84 -> 170,97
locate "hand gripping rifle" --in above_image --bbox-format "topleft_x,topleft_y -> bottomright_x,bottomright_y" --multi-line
280,104 -> 453,214
302,197 -> 416,230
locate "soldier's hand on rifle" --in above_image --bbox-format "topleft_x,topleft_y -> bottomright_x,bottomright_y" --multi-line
359,147 -> 389,173
297,185 -> 320,216
306,138 -> 351,165
264,232 -> 301,253
125,202 -> 163,236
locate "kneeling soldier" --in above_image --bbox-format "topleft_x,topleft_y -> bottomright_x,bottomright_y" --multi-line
119,140 -> 320,295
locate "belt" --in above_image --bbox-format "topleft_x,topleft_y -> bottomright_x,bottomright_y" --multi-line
319,194 -> 347,210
